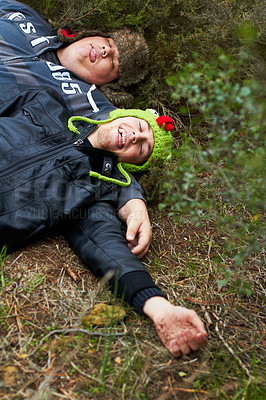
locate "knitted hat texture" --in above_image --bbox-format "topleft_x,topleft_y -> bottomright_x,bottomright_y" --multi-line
58,27 -> 149,87
68,109 -> 174,173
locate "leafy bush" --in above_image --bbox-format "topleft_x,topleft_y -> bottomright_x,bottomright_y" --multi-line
23,0 -> 265,109
160,51 -> 265,273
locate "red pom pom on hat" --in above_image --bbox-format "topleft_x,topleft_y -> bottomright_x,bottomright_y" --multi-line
60,26 -> 76,38
156,116 -> 174,131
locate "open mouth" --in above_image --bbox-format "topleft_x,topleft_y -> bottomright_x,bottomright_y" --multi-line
90,47 -> 96,63
119,128 -> 125,145
118,128 -> 126,149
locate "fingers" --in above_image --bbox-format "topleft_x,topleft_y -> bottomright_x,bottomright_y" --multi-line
126,217 -> 138,244
186,309 -> 208,337
118,198 -> 152,258
184,330 -> 199,351
127,237 -> 146,259
168,341 -> 182,358
126,218 -> 151,258
170,329 -> 208,357
184,330 -> 208,352
167,338 -> 200,358
168,331 -> 199,357
128,235 -> 150,258
151,305 -> 208,358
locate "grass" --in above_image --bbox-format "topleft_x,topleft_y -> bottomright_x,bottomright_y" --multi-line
0,1 -> 265,398
0,210 -> 265,399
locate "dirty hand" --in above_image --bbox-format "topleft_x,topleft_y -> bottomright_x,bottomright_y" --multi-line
143,297 -> 208,357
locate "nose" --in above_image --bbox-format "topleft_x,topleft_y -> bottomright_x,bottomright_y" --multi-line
101,46 -> 113,58
132,131 -> 140,144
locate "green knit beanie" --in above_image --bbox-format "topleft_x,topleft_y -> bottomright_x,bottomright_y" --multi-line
68,109 -> 174,173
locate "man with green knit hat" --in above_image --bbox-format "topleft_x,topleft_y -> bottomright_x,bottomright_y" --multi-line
0,1 -> 208,358
66,109 -> 207,358
0,87 -> 207,358
68,108 -> 174,175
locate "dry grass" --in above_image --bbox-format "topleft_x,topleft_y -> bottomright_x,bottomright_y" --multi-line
0,209 -> 265,400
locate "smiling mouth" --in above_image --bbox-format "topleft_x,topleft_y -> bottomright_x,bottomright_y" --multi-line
118,128 -> 125,147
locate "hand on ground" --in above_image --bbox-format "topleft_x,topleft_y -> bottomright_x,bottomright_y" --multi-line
118,199 -> 152,258
143,297 -> 208,357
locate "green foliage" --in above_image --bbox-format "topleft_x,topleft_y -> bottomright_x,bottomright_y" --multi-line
160,52 -> 265,273
24,270 -> 47,292
0,245 -> 12,289
22,0 -> 64,20
137,0 -> 265,109
22,0 -> 265,110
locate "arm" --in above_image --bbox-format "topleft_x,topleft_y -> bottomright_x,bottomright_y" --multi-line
65,201 -> 207,357
143,296 -> 208,357
118,198 -> 152,259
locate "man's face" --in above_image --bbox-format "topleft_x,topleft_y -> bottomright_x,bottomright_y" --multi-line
58,36 -> 119,86
89,117 -> 154,164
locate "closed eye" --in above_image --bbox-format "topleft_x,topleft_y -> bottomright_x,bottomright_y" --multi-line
107,39 -> 114,69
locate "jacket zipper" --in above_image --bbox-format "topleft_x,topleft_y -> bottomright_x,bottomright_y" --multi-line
0,139 -> 75,180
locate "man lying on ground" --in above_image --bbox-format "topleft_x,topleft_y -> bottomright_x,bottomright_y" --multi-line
0,0 -> 208,357
0,87 -> 208,357
0,0 -> 149,106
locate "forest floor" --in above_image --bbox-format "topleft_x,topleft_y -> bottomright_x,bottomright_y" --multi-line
0,208 -> 265,400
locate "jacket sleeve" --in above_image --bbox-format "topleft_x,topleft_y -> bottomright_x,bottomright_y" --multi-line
64,201 -> 167,313
0,0 -> 54,33
116,173 -> 146,210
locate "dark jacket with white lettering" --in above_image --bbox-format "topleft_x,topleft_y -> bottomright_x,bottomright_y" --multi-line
0,1 -> 167,312
0,0 -> 112,117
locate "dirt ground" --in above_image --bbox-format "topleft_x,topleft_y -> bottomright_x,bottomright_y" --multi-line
0,209 -> 265,399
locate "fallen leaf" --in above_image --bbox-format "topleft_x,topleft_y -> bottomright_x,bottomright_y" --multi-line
16,353 -> 28,359
2,365 -> 18,385
82,303 -> 126,326
114,356 -> 122,364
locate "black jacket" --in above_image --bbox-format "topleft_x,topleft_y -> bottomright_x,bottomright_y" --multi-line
0,87 -> 166,311
0,86 -> 143,250
0,0 -> 167,312
0,0 -> 114,117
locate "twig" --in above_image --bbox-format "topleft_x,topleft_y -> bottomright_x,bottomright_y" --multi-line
70,8 -> 98,22
70,361 -> 102,383
185,296 -> 221,305
7,253 -> 23,268
14,304 -> 25,334
171,387 -> 209,394
215,322 -> 254,381
201,305 -> 213,326
26,328 -> 127,357
57,0 -> 79,25
63,263 -> 79,282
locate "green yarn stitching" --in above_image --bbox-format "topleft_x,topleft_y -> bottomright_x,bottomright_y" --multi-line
89,162 -> 131,187
68,115 -> 107,134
